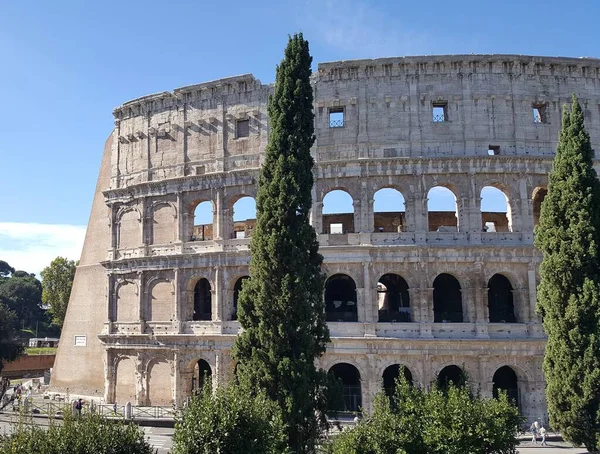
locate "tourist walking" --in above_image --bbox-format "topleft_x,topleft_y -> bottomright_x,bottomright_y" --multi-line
539,425 -> 547,446
530,420 -> 539,444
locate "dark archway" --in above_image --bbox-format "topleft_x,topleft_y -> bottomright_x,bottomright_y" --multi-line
433,273 -> 463,322
532,187 -> 547,227
192,359 -> 212,392
488,274 -> 516,323
378,274 -> 411,322
382,364 -> 413,397
325,274 -> 358,322
328,363 -> 362,413
493,366 -> 519,407
232,276 -> 250,321
436,365 -> 466,391
193,279 -> 211,321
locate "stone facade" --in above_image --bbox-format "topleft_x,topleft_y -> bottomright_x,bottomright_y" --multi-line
51,54 -> 600,423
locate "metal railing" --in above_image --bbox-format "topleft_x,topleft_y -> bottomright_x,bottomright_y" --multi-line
432,114 -> 446,122
329,119 -> 344,128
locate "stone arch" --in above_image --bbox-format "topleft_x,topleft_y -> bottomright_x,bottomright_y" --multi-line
146,357 -> 172,406
373,187 -> 406,233
377,273 -> 411,322
488,274 -> 516,323
322,189 -> 355,234
480,185 -> 513,232
232,276 -> 250,321
325,274 -> 358,322
192,359 -> 213,392
147,278 -> 174,322
427,185 -> 459,232
433,273 -> 463,322
328,363 -> 362,413
532,186 -> 548,227
117,208 -> 141,249
436,365 -> 466,390
114,356 -> 136,404
232,196 -> 256,239
191,199 -> 214,241
192,278 -> 212,321
116,280 -> 138,322
382,364 -> 413,397
151,202 -> 177,245
493,366 -> 519,407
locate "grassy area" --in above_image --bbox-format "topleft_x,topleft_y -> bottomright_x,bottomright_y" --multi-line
25,347 -> 57,355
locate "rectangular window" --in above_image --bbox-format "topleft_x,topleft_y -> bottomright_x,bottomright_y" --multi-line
236,119 -> 249,138
329,108 -> 344,128
488,145 -> 500,156
532,104 -> 546,123
432,102 -> 448,122
330,223 -> 343,234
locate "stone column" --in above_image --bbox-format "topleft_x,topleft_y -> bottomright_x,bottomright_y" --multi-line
176,192 -> 184,243
215,266 -> 223,322
527,265 -> 539,323
141,197 -> 149,246
137,271 -> 145,323
312,201 -> 323,234
103,349 -> 115,403
214,189 -> 226,240
420,288 -> 434,338
174,268 -> 183,332
362,262 -> 375,322
407,288 -> 421,323
352,200 -> 361,233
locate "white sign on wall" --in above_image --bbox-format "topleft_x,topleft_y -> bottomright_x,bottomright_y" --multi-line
74,335 -> 87,347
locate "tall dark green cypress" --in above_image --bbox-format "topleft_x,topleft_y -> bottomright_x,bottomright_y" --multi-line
232,34 -> 330,453
535,95 -> 600,451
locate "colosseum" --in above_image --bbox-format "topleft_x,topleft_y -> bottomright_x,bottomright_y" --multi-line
50,54 -> 600,423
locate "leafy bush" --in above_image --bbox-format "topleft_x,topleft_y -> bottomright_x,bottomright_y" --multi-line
172,383 -> 289,454
326,375 -> 523,454
0,411 -> 154,454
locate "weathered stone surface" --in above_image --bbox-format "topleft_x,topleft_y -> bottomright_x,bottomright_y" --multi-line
51,55 -> 600,422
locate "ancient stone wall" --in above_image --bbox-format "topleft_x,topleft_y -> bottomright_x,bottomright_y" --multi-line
51,55 -> 600,424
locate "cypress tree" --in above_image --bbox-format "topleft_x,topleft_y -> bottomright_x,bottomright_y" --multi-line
535,95 -> 600,451
232,33 -> 330,453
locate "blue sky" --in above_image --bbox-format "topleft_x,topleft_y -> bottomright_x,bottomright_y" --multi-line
1,0 -> 598,275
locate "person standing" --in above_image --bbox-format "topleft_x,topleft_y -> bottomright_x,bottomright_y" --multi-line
539,426 -> 547,446
530,420 -> 539,444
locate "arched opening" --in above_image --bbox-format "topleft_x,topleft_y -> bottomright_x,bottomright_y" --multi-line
192,201 -> 213,241
325,274 -> 358,322
328,363 -> 362,413
532,187 -> 547,227
232,197 -> 256,239
377,274 -> 410,322
147,359 -> 172,406
233,276 -> 250,321
488,274 -> 516,323
322,190 -> 354,234
481,186 -> 512,232
373,188 -> 406,233
433,273 -> 463,322
436,365 -> 466,391
382,364 -> 413,397
192,359 -> 212,392
493,366 -> 519,406
427,186 -> 458,232
193,278 -> 211,321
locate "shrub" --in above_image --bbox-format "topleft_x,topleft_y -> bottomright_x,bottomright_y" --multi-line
327,375 -> 523,454
172,383 -> 289,454
0,411 -> 154,454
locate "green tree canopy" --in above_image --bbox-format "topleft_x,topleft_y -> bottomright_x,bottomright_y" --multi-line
0,301 -> 24,374
232,33 -> 330,453
41,257 -> 77,327
535,95 -> 600,451
0,271 -> 44,331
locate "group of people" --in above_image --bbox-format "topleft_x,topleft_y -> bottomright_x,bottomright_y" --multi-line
530,420 -> 548,446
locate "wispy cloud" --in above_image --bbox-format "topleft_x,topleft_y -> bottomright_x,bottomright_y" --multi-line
0,223 -> 86,278
302,0 -> 432,58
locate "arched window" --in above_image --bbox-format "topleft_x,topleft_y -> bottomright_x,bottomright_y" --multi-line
232,197 -> 256,239
481,186 -> 512,232
493,366 -> 519,406
192,201 -> 213,241
322,190 -> 354,234
192,359 -> 212,392
377,274 -> 410,322
532,187 -> 547,227
382,364 -> 413,397
436,365 -> 466,391
232,276 -> 250,321
325,274 -> 358,322
193,279 -> 211,321
433,273 -> 463,322
328,363 -> 362,413
373,188 -> 406,233
488,274 -> 516,323
427,186 -> 458,232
